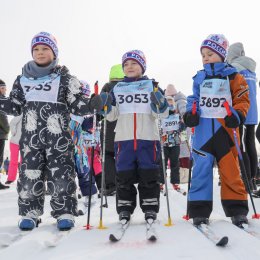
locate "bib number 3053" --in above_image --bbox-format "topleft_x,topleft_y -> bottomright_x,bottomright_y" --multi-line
118,93 -> 148,104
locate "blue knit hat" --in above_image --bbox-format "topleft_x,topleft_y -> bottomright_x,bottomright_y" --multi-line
31,32 -> 59,58
201,34 -> 229,60
122,50 -> 146,73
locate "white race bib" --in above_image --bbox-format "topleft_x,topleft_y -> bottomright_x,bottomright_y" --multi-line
200,78 -> 232,118
113,80 -> 153,114
20,74 -> 60,103
162,114 -> 180,132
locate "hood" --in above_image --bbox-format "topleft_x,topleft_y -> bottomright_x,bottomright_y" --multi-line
227,42 -> 256,72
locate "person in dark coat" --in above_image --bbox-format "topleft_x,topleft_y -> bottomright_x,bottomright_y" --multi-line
0,79 -> 10,190
100,64 -> 124,195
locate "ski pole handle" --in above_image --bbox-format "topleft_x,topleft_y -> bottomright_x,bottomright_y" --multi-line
223,101 -> 232,117
192,101 -> 196,115
94,81 -> 99,95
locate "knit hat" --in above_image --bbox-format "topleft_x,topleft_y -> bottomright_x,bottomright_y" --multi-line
80,80 -> 91,97
109,64 -> 125,81
31,32 -> 59,58
122,50 -> 146,73
0,79 -> 6,87
201,34 -> 229,60
165,84 -> 177,97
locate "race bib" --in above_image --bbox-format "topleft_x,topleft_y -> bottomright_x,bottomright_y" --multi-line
162,114 -> 180,132
113,80 -> 153,114
199,78 -> 232,118
20,74 -> 60,103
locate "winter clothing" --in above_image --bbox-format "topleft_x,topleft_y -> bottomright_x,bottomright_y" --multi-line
122,50 -> 146,73
31,31 -> 59,58
186,62 -> 249,219
10,114 -> 22,144
70,115 -> 97,197
201,34 -> 229,60
0,91 -> 10,170
107,75 -> 168,215
165,84 -> 177,97
227,42 -> 258,189
150,91 -> 168,113
226,42 -> 257,125
3,157 -> 9,173
7,142 -> 20,182
159,110 -> 185,185
100,80 -> 121,192
109,64 -> 125,81
0,60 -> 94,219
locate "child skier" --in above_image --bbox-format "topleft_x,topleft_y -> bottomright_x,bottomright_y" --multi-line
104,50 -> 169,222
0,32 -> 107,231
159,92 -> 185,192
70,81 -> 98,207
183,34 -> 249,227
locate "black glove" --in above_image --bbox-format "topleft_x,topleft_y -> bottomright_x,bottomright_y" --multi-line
89,94 -> 103,113
183,111 -> 200,127
224,110 -> 243,128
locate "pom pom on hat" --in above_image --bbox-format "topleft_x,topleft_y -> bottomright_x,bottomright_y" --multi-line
201,34 -> 229,60
165,84 -> 177,97
80,80 -> 91,97
122,50 -> 146,73
31,32 -> 59,58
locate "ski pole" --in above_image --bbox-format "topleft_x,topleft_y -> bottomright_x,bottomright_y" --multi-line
85,81 -> 99,230
98,101 -> 109,229
223,101 -> 260,219
154,87 -> 173,227
183,101 -> 196,220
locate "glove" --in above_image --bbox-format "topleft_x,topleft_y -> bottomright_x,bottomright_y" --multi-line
224,109 -> 243,128
183,111 -> 200,127
99,92 -> 112,114
89,94 -> 103,113
150,91 -> 168,113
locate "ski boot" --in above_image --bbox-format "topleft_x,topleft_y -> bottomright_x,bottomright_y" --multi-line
144,211 -> 157,222
193,217 -> 209,226
231,215 -> 248,227
57,214 -> 75,231
18,217 -> 41,231
119,211 -> 131,222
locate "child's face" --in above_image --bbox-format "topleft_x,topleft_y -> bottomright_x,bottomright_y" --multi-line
32,44 -> 55,66
201,48 -> 223,65
123,60 -> 143,78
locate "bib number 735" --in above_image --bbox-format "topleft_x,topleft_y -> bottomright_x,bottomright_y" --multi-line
24,83 -> 52,92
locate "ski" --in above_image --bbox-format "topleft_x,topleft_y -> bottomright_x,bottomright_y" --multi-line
0,231 -> 29,247
236,223 -> 260,240
109,219 -> 130,242
146,219 -> 157,241
195,224 -> 228,246
44,230 -> 71,247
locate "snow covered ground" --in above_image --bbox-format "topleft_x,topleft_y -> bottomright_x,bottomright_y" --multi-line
1,171 -> 260,260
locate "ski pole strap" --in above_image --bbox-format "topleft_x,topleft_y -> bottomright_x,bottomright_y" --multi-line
223,101 -> 232,116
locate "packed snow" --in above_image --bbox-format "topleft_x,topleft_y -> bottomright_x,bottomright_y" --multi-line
1,170 -> 260,260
